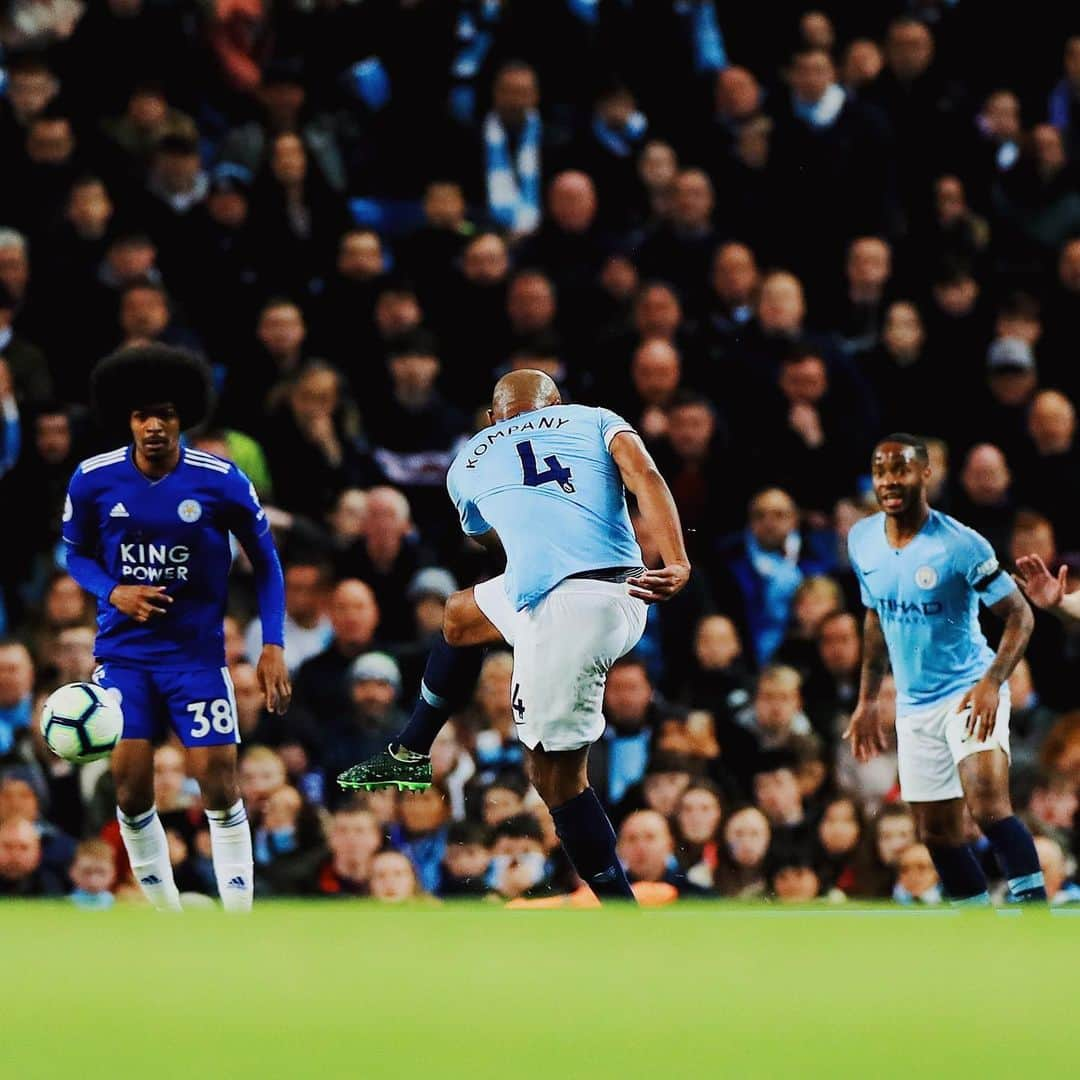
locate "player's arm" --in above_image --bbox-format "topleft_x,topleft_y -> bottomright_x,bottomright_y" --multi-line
608,431 -> 690,602
1013,554 -> 1080,622
960,588 -> 1033,742
228,475 -> 291,714
471,529 -> 505,560
62,470 -> 172,623
843,607 -> 891,762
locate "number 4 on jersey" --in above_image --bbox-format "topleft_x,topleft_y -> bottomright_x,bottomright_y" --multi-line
517,441 -> 575,493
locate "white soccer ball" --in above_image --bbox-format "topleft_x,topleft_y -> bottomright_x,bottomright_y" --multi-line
40,682 -> 124,764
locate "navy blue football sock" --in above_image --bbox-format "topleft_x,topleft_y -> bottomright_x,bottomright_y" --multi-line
396,636 -> 485,756
551,787 -> 636,902
982,816 -> 1047,902
927,844 -> 990,906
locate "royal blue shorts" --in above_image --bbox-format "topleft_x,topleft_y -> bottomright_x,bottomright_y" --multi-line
92,662 -> 240,747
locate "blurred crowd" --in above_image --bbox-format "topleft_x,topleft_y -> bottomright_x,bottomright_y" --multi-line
3,0 -> 1080,907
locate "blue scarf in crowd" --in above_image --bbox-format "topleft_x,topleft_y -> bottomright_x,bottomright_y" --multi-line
450,0 -> 502,125
793,83 -> 847,130
592,111 -> 648,158
674,0 -> 727,73
745,531 -> 804,663
485,109 -> 542,234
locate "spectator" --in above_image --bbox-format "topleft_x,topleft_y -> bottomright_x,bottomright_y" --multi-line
617,809 -> 712,898
323,652 -> 406,803
316,807 -> 383,897
391,785 -> 450,895
714,805 -> 771,898
489,813 -> 553,901
0,816 -> 66,897
438,820 -> 492,898
245,559 -> 333,676
252,785 -> 327,896
774,576 -> 843,676
814,796 -> 862,895
802,611 -> 862,740
770,850 -> 821,903
738,666 -> 813,757
854,803 -> 916,898
673,780 -> 725,885
468,651 -> 525,784
752,750 -> 811,855
291,579 -> 381,726
892,842 -> 942,905
1034,834 -> 1080,905
370,850 -> 424,903
0,280 -> 51,406
952,443 -> 1015,558
68,838 -> 117,910
716,487 -> 834,666
0,642 -> 34,758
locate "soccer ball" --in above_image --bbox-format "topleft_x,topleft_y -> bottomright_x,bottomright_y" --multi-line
40,682 -> 124,763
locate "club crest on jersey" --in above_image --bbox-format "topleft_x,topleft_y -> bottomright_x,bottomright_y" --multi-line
915,565 -> 938,589
178,499 -> 202,523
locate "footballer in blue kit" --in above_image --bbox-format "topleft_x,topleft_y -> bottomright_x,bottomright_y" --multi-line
63,346 -> 290,912
340,371 -> 692,903
845,434 -> 1046,905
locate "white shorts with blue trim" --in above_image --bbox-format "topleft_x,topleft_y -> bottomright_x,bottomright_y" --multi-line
896,685 -> 1011,803
474,574 -> 647,752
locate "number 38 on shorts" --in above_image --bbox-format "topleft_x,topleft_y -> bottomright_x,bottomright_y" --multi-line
91,663 -> 241,747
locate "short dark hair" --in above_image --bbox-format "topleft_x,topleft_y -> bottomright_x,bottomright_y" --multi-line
509,330 -> 561,363
447,820 -> 491,848
876,432 -> 929,464
491,812 -> 544,845
387,327 -> 439,361
90,345 -> 212,434
666,390 -> 715,415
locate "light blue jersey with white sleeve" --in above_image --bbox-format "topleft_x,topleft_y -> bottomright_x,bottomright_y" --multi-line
847,510 -> 1017,710
446,404 -> 644,610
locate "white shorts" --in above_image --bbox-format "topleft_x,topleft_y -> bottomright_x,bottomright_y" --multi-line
896,685 -> 1012,803
474,574 -> 647,752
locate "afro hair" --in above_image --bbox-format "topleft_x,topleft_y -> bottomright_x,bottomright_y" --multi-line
90,345 -> 213,435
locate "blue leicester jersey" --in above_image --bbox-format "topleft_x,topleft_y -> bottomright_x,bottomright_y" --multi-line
446,404 -> 644,610
847,510 -> 1017,710
63,446 -> 271,667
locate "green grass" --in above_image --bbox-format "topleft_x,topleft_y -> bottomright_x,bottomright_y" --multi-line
4,902 -> 1076,1078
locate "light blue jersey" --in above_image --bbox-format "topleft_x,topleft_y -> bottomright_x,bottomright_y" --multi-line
447,404 -> 644,610
847,510 -> 1017,710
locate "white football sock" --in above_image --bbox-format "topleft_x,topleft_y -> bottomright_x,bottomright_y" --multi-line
205,800 -> 254,913
117,806 -> 183,912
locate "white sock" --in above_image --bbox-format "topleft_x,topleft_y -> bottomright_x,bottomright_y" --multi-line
205,799 -> 254,913
117,807 -> 183,912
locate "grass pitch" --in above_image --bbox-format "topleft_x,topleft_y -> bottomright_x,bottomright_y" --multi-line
4,902 -> 1076,1078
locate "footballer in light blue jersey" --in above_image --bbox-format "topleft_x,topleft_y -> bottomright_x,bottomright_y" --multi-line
848,509 -> 1016,710
62,346 -> 291,913
846,434 -> 1045,906
446,403 -> 644,610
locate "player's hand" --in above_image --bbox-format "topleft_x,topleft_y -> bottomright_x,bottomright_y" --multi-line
627,562 -> 690,603
843,700 -> 887,763
0,358 -> 12,400
108,584 -> 172,623
959,676 -> 1000,743
257,644 -> 292,715
1012,554 -> 1067,611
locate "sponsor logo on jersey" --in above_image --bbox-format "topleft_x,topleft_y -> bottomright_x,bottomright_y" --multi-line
120,542 -> 191,582
915,565 -> 938,589
109,502 -> 130,518
178,498 -> 202,523
877,598 -> 943,618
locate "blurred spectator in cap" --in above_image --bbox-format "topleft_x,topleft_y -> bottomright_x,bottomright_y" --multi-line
322,651 -> 406,805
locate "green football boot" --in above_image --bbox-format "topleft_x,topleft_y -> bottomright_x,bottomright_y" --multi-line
336,746 -> 432,793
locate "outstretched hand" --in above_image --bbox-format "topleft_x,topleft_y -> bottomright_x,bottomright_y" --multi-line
843,701 -> 888,763
258,645 -> 292,715
1012,554 -> 1067,611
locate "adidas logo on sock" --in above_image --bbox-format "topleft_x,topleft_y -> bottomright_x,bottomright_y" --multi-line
140,874 -> 162,886
109,502 -> 130,518
226,876 -> 247,889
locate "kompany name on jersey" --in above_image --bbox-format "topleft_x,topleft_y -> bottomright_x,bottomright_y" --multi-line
461,414 -> 573,470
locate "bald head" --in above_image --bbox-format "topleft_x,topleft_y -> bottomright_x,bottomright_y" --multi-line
491,370 -> 561,422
